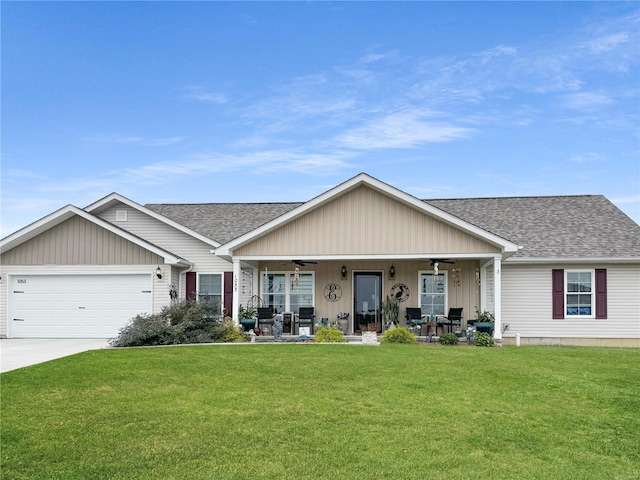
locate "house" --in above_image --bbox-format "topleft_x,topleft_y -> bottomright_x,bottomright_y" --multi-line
1,173 -> 638,346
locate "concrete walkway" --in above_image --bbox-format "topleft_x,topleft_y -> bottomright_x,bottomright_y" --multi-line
1,338 -> 110,373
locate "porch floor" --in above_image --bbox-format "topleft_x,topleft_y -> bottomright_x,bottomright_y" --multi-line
252,333 -> 468,344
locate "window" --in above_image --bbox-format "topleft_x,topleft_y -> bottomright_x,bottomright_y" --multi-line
552,269 -> 607,319
198,274 -> 222,313
566,270 -> 593,317
419,272 -> 447,316
262,273 -> 286,313
261,272 -> 314,313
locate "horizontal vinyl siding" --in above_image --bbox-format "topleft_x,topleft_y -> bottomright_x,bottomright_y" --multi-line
98,204 -> 233,303
1,216 -> 162,265
502,264 -> 640,339
235,186 -> 500,257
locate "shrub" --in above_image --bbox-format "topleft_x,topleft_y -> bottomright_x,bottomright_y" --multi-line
109,313 -> 173,347
475,331 -> 495,347
215,321 -> 248,343
439,333 -> 459,346
314,324 -> 346,343
110,300 -> 247,347
380,327 -> 417,344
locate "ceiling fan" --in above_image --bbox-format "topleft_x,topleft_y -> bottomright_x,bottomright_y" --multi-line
292,260 -> 318,267
430,258 -> 454,275
430,258 -> 455,266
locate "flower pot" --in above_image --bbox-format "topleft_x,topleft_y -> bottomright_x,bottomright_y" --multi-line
362,331 -> 378,345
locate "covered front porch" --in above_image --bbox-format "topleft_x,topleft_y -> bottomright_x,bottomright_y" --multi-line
231,256 -> 505,341
214,174 -> 519,342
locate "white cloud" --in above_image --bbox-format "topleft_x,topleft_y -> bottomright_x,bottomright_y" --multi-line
336,111 -> 473,150
182,86 -> 229,104
562,91 -> 615,110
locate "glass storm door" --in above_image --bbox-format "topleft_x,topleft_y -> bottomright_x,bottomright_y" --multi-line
353,272 -> 382,332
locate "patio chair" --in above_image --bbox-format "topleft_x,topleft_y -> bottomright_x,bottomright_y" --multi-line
296,307 -> 315,335
257,307 -> 274,334
405,307 -> 428,336
437,307 -> 463,334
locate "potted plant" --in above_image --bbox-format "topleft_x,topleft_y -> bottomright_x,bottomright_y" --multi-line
381,295 -> 399,328
474,309 -> 495,336
361,322 -> 379,345
238,305 -> 256,331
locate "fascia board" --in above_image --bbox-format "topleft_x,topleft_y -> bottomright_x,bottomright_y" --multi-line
505,257 -> 640,264
1,205 -> 188,266
85,193 -> 220,248
217,172 -> 520,255
233,253 -> 502,262
1,204 -> 77,252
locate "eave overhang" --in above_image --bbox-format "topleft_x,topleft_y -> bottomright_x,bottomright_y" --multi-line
85,193 -> 220,248
215,173 -> 520,259
0,204 -> 191,266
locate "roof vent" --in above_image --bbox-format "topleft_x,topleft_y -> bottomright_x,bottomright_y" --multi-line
115,210 -> 128,222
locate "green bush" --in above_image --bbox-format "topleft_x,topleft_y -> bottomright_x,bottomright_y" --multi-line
110,300 -> 247,347
216,321 -> 248,343
109,313 -> 173,347
380,327 -> 417,344
314,324 -> 346,343
474,331 -> 495,347
439,333 -> 459,346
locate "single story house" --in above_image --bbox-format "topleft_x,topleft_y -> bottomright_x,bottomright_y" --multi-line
1,173 -> 639,346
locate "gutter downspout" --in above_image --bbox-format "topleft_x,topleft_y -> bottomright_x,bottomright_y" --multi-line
179,264 -> 194,301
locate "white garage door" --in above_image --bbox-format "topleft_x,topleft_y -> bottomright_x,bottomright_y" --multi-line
10,274 -> 152,338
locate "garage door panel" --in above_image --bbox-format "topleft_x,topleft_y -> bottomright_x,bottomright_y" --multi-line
10,275 -> 152,338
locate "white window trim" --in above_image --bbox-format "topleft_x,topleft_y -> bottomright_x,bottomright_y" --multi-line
565,269 -> 595,319
197,273 -> 224,313
260,271 -> 315,312
418,270 -> 449,316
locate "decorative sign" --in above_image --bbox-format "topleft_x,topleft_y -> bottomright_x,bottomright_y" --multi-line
323,283 -> 342,302
390,283 -> 410,302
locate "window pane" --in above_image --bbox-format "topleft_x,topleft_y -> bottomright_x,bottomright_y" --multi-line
198,274 -> 222,313
420,273 -> 446,316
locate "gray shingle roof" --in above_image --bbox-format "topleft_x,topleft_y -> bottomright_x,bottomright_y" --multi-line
145,202 -> 302,245
146,195 -> 640,259
426,195 -> 640,259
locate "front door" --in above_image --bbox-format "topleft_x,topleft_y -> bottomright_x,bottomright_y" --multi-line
353,272 -> 382,332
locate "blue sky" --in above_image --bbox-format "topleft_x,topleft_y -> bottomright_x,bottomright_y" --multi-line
2,1 -> 639,237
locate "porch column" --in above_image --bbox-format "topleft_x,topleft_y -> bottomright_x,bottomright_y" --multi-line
232,259 -> 241,325
480,264 -> 488,312
493,256 -> 502,341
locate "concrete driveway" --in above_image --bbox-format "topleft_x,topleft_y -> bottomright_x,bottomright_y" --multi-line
1,339 -> 110,373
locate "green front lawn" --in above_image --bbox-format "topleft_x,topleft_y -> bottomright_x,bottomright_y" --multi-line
2,344 -> 639,479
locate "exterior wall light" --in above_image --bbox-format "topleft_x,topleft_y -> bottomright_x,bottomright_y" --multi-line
341,265 -> 347,279
156,266 -> 163,279
389,265 -> 395,278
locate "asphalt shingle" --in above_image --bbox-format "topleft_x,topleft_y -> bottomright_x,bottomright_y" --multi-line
146,195 -> 640,259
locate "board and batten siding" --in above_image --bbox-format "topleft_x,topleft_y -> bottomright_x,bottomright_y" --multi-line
502,264 -> 640,339
1,216 -> 163,266
234,186 -> 500,257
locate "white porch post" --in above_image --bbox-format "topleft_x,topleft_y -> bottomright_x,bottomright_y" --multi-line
493,256 -> 502,341
232,259 -> 240,325
480,264 -> 488,313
